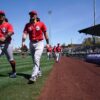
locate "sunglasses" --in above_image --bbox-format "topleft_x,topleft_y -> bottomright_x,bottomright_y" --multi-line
0,14 -> 5,17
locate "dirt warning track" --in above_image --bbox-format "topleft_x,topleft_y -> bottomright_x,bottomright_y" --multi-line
38,56 -> 100,100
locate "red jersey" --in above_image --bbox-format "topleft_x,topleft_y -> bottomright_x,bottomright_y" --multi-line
23,21 -> 47,41
47,46 -> 52,52
56,46 -> 62,52
53,47 -> 57,52
0,22 -> 14,44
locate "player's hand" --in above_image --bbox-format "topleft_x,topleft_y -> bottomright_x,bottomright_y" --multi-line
0,37 -> 6,42
22,42 -> 25,47
0,33 -> 6,42
46,44 -> 50,48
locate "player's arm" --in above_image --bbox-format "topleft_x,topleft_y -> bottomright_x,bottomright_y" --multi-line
44,31 -> 49,46
22,24 -> 28,47
5,23 -> 14,39
5,32 -> 14,39
42,22 -> 50,46
22,33 -> 28,47
44,31 -> 50,48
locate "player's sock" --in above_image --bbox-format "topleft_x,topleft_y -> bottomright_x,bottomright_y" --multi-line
10,60 -> 16,73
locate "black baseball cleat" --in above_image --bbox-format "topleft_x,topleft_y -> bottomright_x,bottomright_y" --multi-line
9,72 -> 16,78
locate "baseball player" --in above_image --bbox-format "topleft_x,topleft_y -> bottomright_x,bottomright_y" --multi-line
46,45 -> 52,60
22,10 -> 50,84
56,43 -> 62,62
52,45 -> 57,60
0,11 -> 16,78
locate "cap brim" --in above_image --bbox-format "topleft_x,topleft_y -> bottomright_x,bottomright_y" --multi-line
0,13 -> 5,16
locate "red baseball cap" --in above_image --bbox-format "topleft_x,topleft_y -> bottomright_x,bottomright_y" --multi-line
0,10 -> 5,16
29,10 -> 37,15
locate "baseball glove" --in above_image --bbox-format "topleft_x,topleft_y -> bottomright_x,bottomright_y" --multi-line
21,45 -> 28,52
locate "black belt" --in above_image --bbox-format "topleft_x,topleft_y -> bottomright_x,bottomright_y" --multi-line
31,39 -> 42,43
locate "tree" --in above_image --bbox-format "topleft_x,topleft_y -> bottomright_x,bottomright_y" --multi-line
82,37 -> 93,47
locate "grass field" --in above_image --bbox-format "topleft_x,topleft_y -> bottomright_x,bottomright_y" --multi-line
0,54 -> 54,100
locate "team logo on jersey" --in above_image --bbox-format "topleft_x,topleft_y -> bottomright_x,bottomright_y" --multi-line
36,26 -> 40,31
1,27 -> 7,33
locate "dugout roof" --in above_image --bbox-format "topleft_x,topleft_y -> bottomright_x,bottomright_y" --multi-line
79,24 -> 100,36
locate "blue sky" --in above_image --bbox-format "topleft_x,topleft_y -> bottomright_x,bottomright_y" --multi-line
0,0 -> 100,48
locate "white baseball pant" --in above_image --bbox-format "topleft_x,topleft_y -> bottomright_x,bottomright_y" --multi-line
56,52 -> 61,62
0,43 -> 14,61
30,40 -> 44,77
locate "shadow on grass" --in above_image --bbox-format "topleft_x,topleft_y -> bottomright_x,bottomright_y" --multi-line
0,74 -> 8,77
17,73 -> 31,80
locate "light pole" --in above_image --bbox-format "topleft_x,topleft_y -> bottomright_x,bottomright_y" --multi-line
93,0 -> 96,26
48,10 -> 52,45
92,0 -> 96,51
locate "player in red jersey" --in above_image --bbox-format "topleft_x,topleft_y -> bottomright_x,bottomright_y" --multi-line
0,11 -> 16,78
52,46 -> 57,60
0,32 -> 5,54
46,45 -> 52,60
56,43 -> 62,62
22,10 -> 50,84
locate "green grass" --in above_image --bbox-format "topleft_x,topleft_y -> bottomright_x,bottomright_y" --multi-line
0,54 -> 54,100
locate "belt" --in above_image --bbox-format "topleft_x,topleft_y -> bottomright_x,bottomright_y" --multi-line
31,39 -> 43,43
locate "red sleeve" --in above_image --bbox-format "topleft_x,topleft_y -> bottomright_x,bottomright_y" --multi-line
7,23 -> 14,33
41,22 -> 47,32
23,24 -> 29,35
